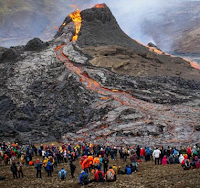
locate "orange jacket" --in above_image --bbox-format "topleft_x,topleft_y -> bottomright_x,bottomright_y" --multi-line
93,157 -> 100,165
88,156 -> 94,166
107,169 -> 115,176
82,158 -> 90,170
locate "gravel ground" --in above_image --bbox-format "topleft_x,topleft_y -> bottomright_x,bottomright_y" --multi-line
0,154 -> 200,188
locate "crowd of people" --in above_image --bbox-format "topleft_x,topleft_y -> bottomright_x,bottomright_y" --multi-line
0,141 -> 200,185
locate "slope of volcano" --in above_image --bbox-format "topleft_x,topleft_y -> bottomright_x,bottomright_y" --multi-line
0,4 -> 200,146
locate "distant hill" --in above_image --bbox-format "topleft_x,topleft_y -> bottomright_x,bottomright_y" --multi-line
0,0 -> 76,47
142,1 -> 200,53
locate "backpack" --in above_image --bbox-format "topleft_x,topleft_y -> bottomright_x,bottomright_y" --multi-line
61,171 -> 65,179
185,159 -> 190,168
98,172 -> 104,182
107,171 -> 114,181
124,149 -> 128,155
112,166 -> 118,173
81,174 -> 89,185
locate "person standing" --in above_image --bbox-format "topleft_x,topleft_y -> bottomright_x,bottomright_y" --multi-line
153,147 -> 161,165
35,159 -> 42,178
16,162 -> 23,178
70,161 -> 76,178
130,150 -> 138,172
11,162 -> 18,179
46,160 -> 53,177
103,156 -> 109,173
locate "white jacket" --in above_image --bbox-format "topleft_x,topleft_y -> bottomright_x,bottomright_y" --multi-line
153,149 -> 161,158
179,154 -> 184,163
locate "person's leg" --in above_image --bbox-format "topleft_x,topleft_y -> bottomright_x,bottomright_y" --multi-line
21,171 -> 23,178
114,174 -> 117,181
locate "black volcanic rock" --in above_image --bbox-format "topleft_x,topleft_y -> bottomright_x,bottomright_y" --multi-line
0,48 -> 20,62
147,42 -> 161,50
77,4 -> 149,55
24,38 -> 48,51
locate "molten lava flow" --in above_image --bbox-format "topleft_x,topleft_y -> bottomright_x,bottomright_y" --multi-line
69,9 -> 82,41
148,47 -> 164,55
187,60 -> 200,71
146,44 -> 200,70
95,4 -> 106,8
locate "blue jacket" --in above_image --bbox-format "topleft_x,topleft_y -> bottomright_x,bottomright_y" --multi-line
79,172 -> 89,183
173,149 -> 178,156
125,167 -> 132,175
35,162 -> 42,171
146,147 -> 151,155
46,161 -> 52,171
58,169 -> 67,179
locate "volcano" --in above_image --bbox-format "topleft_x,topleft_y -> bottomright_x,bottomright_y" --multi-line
0,4 -> 200,146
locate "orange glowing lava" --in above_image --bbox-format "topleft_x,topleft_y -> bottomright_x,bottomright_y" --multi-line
187,60 -> 200,71
148,47 -> 164,55
95,4 -> 106,8
69,9 -> 82,41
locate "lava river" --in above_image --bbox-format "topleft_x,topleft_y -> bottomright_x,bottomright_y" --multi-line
54,6 -> 200,144
55,43 -> 200,144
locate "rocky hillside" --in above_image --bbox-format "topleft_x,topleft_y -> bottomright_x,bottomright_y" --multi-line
0,4 -> 200,146
142,1 -> 200,53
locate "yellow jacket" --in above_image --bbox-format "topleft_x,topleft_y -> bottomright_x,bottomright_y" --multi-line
43,158 -> 48,167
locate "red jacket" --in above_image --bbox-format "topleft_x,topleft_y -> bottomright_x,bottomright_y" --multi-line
94,170 -> 105,182
140,148 -> 145,156
187,147 -> 191,155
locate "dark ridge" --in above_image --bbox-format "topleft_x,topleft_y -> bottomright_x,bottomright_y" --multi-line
24,38 -> 49,51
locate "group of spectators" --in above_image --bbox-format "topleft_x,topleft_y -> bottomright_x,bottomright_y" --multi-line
0,141 -> 200,185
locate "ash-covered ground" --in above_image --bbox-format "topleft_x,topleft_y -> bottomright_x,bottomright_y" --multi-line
0,4 -> 200,146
